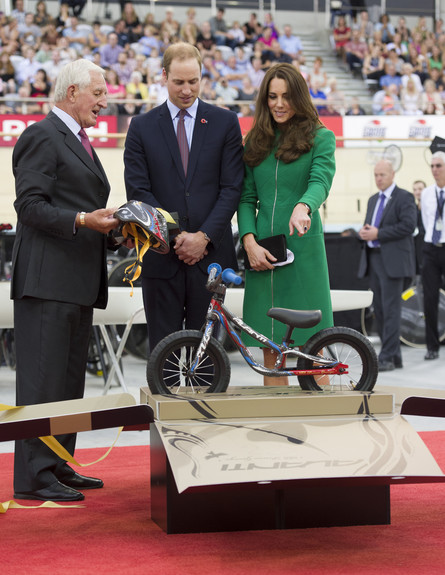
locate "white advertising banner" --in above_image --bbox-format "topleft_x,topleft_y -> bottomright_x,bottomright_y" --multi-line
342,115 -> 445,148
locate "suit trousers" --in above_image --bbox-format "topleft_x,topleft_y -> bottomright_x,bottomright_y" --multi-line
421,243 -> 445,352
14,298 -> 93,492
368,249 -> 404,363
143,263 -> 212,353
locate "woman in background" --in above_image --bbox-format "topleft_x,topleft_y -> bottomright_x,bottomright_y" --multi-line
238,63 -> 335,386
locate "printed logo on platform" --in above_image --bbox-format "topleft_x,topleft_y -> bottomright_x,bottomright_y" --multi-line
362,119 -> 386,139
408,118 -> 432,139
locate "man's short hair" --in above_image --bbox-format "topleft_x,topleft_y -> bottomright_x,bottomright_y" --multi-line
54,59 -> 105,102
163,42 -> 202,76
432,151 -> 445,165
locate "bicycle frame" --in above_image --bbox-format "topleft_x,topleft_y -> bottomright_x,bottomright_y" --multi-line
190,285 -> 349,380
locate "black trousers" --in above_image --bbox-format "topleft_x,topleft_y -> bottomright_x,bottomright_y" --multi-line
368,250 -> 404,363
142,264 -> 212,353
14,298 -> 93,492
421,243 -> 445,351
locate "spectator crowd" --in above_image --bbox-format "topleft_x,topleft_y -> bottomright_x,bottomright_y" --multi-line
0,2 -> 308,117
333,10 -> 445,116
1,2 -> 445,118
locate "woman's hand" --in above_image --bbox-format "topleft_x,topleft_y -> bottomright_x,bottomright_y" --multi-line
289,203 -> 311,237
243,233 -> 276,271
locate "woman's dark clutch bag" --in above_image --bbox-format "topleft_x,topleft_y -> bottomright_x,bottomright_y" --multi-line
243,234 -> 287,270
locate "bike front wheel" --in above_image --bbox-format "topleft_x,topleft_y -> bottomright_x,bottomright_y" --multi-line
146,330 -> 231,395
297,327 -> 378,392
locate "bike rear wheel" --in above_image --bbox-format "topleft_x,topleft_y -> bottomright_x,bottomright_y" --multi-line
297,327 -> 378,392
146,330 -> 231,395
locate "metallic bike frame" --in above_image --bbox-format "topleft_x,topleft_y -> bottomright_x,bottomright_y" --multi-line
190,296 -> 348,380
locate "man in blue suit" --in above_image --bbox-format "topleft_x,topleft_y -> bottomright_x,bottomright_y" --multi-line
124,42 -> 244,351
358,159 -> 417,372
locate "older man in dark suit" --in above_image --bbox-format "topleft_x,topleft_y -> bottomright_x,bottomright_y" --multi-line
11,59 -> 119,501
358,159 -> 417,371
124,42 -> 244,352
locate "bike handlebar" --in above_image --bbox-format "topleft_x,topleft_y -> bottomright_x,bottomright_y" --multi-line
207,263 -> 243,288
222,268 -> 243,286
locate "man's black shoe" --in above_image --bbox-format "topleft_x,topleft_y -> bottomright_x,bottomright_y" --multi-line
424,350 -> 439,360
14,480 -> 85,502
58,472 -> 104,490
378,360 -> 395,372
394,357 -> 403,369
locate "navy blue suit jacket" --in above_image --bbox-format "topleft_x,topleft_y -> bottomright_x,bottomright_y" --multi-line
358,185 -> 417,279
124,99 -> 244,279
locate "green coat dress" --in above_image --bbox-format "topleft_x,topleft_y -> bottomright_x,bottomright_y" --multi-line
237,126 -> 336,347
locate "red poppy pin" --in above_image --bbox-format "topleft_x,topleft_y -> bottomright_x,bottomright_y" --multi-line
201,118 -> 208,124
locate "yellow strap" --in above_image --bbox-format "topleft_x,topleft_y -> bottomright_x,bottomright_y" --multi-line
157,208 -> 177,224
122,222 -> 155,296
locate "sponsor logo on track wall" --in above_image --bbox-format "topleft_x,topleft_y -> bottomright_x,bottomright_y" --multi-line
342,116 -> 438,147
0,115 -> 118,147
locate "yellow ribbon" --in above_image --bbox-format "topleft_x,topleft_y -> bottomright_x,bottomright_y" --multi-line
1,400 -> 124,513
1,500 -> 83,513
402,287 -> 415,301
38,427 -> 123,468
0,403 -> 20,412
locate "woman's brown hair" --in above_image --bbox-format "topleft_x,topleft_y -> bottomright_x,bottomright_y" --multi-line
244,63 -> 321,167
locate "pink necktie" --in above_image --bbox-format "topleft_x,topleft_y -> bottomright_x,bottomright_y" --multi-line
79,128 -> 94,160
176,109 -> 189,176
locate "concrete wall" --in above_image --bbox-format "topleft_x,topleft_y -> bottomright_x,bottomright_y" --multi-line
1,144 -> 433,232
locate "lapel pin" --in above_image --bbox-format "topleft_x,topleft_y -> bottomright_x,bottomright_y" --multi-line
201,118 -> 208,124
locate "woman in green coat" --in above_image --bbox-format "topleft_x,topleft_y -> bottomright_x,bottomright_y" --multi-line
238,63 -> 336,386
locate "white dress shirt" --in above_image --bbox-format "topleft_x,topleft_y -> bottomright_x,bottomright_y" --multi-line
421,184 -> 445,244
166,98 -> 199,150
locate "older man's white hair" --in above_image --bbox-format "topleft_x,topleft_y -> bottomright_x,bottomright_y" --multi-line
54,60 -> 105,103
432,151 -> 445,166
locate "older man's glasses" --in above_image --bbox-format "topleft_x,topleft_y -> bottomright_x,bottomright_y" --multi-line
431,164 -> 444,168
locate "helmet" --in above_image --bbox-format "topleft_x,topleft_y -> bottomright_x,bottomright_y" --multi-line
114,200 -> 170,254
113,201 -> 176,293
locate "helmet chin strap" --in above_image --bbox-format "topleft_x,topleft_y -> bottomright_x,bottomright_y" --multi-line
122,223 -> 158,296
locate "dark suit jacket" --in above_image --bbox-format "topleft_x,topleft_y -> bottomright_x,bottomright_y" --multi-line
358,186 -> 417,279
124,99 -> 244,278
11,111 -> 111,308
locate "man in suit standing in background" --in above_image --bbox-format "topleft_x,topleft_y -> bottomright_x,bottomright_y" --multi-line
11,59 -> 119,502
124,42 -> 244,352
420,151 -> 445,360
358,159 -> 417,371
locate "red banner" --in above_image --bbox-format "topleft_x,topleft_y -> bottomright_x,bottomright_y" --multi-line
0,115 -> 118,147
0,113 -> 345,148
238,115 -> 344,146
320,116 -> 344,147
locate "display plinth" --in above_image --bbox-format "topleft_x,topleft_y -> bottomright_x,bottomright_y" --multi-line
146,387 -> 444,534
150,424 -> 391,534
